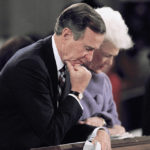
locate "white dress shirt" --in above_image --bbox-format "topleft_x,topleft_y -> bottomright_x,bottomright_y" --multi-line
52,35 -> 83,109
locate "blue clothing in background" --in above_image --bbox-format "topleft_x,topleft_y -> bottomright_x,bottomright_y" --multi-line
80,72 -> 121,127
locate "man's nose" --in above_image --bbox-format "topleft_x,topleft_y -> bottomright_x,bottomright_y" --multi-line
85,51 -> 94,62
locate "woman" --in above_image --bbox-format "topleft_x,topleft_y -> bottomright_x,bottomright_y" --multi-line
79,7 -> 133,136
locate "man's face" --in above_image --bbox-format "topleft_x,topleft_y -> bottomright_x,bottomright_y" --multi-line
61,27 -> 104,66
86,40 -> 119,73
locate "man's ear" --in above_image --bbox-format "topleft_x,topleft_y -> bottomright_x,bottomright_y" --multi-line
62,28 -> 73,40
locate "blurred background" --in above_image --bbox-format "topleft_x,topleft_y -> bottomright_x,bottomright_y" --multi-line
0,0 -> 150,135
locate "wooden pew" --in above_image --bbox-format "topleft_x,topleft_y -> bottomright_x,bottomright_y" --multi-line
31,136 -> 150,150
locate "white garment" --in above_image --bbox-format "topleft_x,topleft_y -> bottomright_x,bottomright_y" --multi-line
83,141 -> 101,150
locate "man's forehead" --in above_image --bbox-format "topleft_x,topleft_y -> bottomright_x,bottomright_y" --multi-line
84,41 -> 103,50
83,28 -> 104,48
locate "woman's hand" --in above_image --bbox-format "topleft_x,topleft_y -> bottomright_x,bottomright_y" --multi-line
79,116 -> 105,127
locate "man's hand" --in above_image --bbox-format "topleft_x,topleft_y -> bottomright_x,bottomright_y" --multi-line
79,117 -> 105,127
66,61 -> 91,93
92,129 -> 111,150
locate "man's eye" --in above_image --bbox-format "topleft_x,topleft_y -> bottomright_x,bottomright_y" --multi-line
85,47 -> 94,51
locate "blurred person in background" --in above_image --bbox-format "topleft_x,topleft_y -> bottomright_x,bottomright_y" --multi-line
79,7 -> 133,136
0,36 -> 34,71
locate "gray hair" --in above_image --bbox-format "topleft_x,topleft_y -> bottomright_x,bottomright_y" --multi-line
54,3 -> 106,40
96,7 -> 133,49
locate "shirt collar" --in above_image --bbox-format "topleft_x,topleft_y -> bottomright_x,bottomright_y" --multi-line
52,35 -> 64,71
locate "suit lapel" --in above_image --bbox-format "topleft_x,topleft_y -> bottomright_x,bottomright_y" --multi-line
41,36 -> 59,107
41,36 -> 71,106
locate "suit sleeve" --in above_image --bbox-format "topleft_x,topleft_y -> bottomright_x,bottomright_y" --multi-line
8,58 -> 83,145
62,124 -> 96,144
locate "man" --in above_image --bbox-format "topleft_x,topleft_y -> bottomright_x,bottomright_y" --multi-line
0,3 -> 110,150
79,7 -> 133,136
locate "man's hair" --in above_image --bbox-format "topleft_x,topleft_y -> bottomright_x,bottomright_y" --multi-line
96,7 -> 133,50
54,3 -> 106,40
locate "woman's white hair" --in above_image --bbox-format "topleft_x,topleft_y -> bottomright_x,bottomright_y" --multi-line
95,7 -> 133,49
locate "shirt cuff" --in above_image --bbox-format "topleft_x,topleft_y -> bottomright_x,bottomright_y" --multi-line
87,127 -> 109,142
68,93 -> 83,110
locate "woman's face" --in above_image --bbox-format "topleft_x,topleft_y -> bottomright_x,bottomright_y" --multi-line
86,40 -> 119,73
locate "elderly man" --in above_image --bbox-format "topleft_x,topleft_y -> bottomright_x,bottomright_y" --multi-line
0,3 -> 111,150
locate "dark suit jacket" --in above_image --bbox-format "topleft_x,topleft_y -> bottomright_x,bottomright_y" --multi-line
0,36 -> 95,150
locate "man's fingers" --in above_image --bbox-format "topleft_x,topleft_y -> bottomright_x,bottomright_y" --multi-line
66,61 -> 80,71
65,61 -> 72,70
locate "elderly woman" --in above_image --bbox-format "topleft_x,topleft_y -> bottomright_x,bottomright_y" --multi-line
79,7 -> 133,136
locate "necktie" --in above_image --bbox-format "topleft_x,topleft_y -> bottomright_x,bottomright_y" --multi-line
58,65 -> 66,96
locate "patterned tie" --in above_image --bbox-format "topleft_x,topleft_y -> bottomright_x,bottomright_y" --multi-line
58,65 -> 66,96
